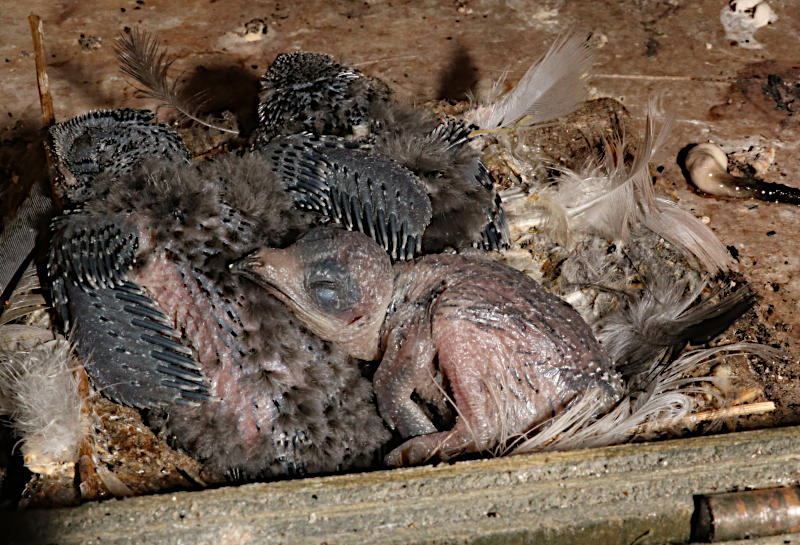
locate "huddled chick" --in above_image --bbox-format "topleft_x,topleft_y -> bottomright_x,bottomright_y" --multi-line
47,110 -> 389,480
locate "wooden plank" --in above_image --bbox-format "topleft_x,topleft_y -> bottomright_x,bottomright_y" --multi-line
6,426 -> 800,545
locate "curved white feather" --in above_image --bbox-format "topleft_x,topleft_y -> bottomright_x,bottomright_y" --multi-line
511,343 -> 777,454
466,34 -> 592,129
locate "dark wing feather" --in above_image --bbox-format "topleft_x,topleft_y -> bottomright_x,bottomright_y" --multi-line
49,212 -> 210,409
65,280 -> 210,408
259,134 -> 432,260
369,105 -> 510,252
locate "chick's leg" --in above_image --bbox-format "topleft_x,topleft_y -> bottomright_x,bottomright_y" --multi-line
385,313 -> 509,467
384,425 -> 475,467
373,314 -> 437,438
384,353 -> 493,466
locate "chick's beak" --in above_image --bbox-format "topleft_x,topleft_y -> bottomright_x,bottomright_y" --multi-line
230,249 -> 265,274
230,248 -> 284,288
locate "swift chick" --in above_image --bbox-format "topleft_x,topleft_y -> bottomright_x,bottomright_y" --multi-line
46,111 -> 389,480
238,227 -> 623,465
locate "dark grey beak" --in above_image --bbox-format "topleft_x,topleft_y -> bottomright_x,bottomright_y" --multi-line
228,250 -> 261,275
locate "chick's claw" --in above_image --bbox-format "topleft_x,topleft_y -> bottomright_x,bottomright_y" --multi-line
385,427 -> 474,467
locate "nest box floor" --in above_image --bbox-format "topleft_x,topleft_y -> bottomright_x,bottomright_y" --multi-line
1,0 -> 798,476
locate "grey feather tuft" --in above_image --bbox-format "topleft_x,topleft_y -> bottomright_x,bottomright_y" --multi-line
535,99 -> 666,243
115,28 -> 238,134
597,276 -> 756,379
197,151 -> 318,245
466,34 -> 593,129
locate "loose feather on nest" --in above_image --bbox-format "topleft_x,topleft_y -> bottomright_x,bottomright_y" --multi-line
0,262 -> 55,350
531,100 -> 732,273
511,342 -> 777,454
0,264 -> 87,474
465,34 -> 593,129
115,28 -> 237,134
0,340 -> 85,474
597,275 -> 756,380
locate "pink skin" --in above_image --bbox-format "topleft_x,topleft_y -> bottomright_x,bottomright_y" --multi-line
242,228 -> 622,466
133,219 -> 274,450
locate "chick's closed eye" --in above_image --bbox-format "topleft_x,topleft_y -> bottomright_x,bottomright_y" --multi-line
304,258 -> 360,313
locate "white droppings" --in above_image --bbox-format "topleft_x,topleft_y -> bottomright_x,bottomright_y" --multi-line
720,0 -> 778,50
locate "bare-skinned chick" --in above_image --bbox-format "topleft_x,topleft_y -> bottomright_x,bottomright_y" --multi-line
237,227 -> 623,466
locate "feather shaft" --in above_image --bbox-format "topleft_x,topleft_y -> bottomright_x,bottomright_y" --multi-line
115,28 -> 238,135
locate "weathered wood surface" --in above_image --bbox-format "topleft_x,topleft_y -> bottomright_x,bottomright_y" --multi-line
6,426 -> 800,545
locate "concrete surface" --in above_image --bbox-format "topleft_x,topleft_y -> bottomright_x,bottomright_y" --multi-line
5,425 -> 800,544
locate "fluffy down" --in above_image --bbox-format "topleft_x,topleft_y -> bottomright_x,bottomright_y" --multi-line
77,154 -> 389,479
531,100 -> 732,273
0,340 -> 86,474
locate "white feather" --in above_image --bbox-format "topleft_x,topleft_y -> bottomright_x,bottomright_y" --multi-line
0,340 -> 86,471
539,99 -> 664,241
466,34 -> 592,129
532,99 -> 730,272
512,343 -> 777,453
643,197 -> 733,273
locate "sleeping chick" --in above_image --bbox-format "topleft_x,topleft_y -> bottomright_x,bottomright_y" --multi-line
47,111 -> 389,480
254,52 -> 509,255
237,226 -> 624,466
253,35 -> 596,255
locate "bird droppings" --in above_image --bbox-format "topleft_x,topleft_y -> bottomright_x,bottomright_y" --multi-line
239,19 -> 268,41
77,34 -> 101,51
684,142 -> 800,204
720,0 -> 778,50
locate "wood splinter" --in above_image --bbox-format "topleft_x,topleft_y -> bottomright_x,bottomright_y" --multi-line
28,13 -> 112,501
28,14 -> 55,127
683,401 -> 775,426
